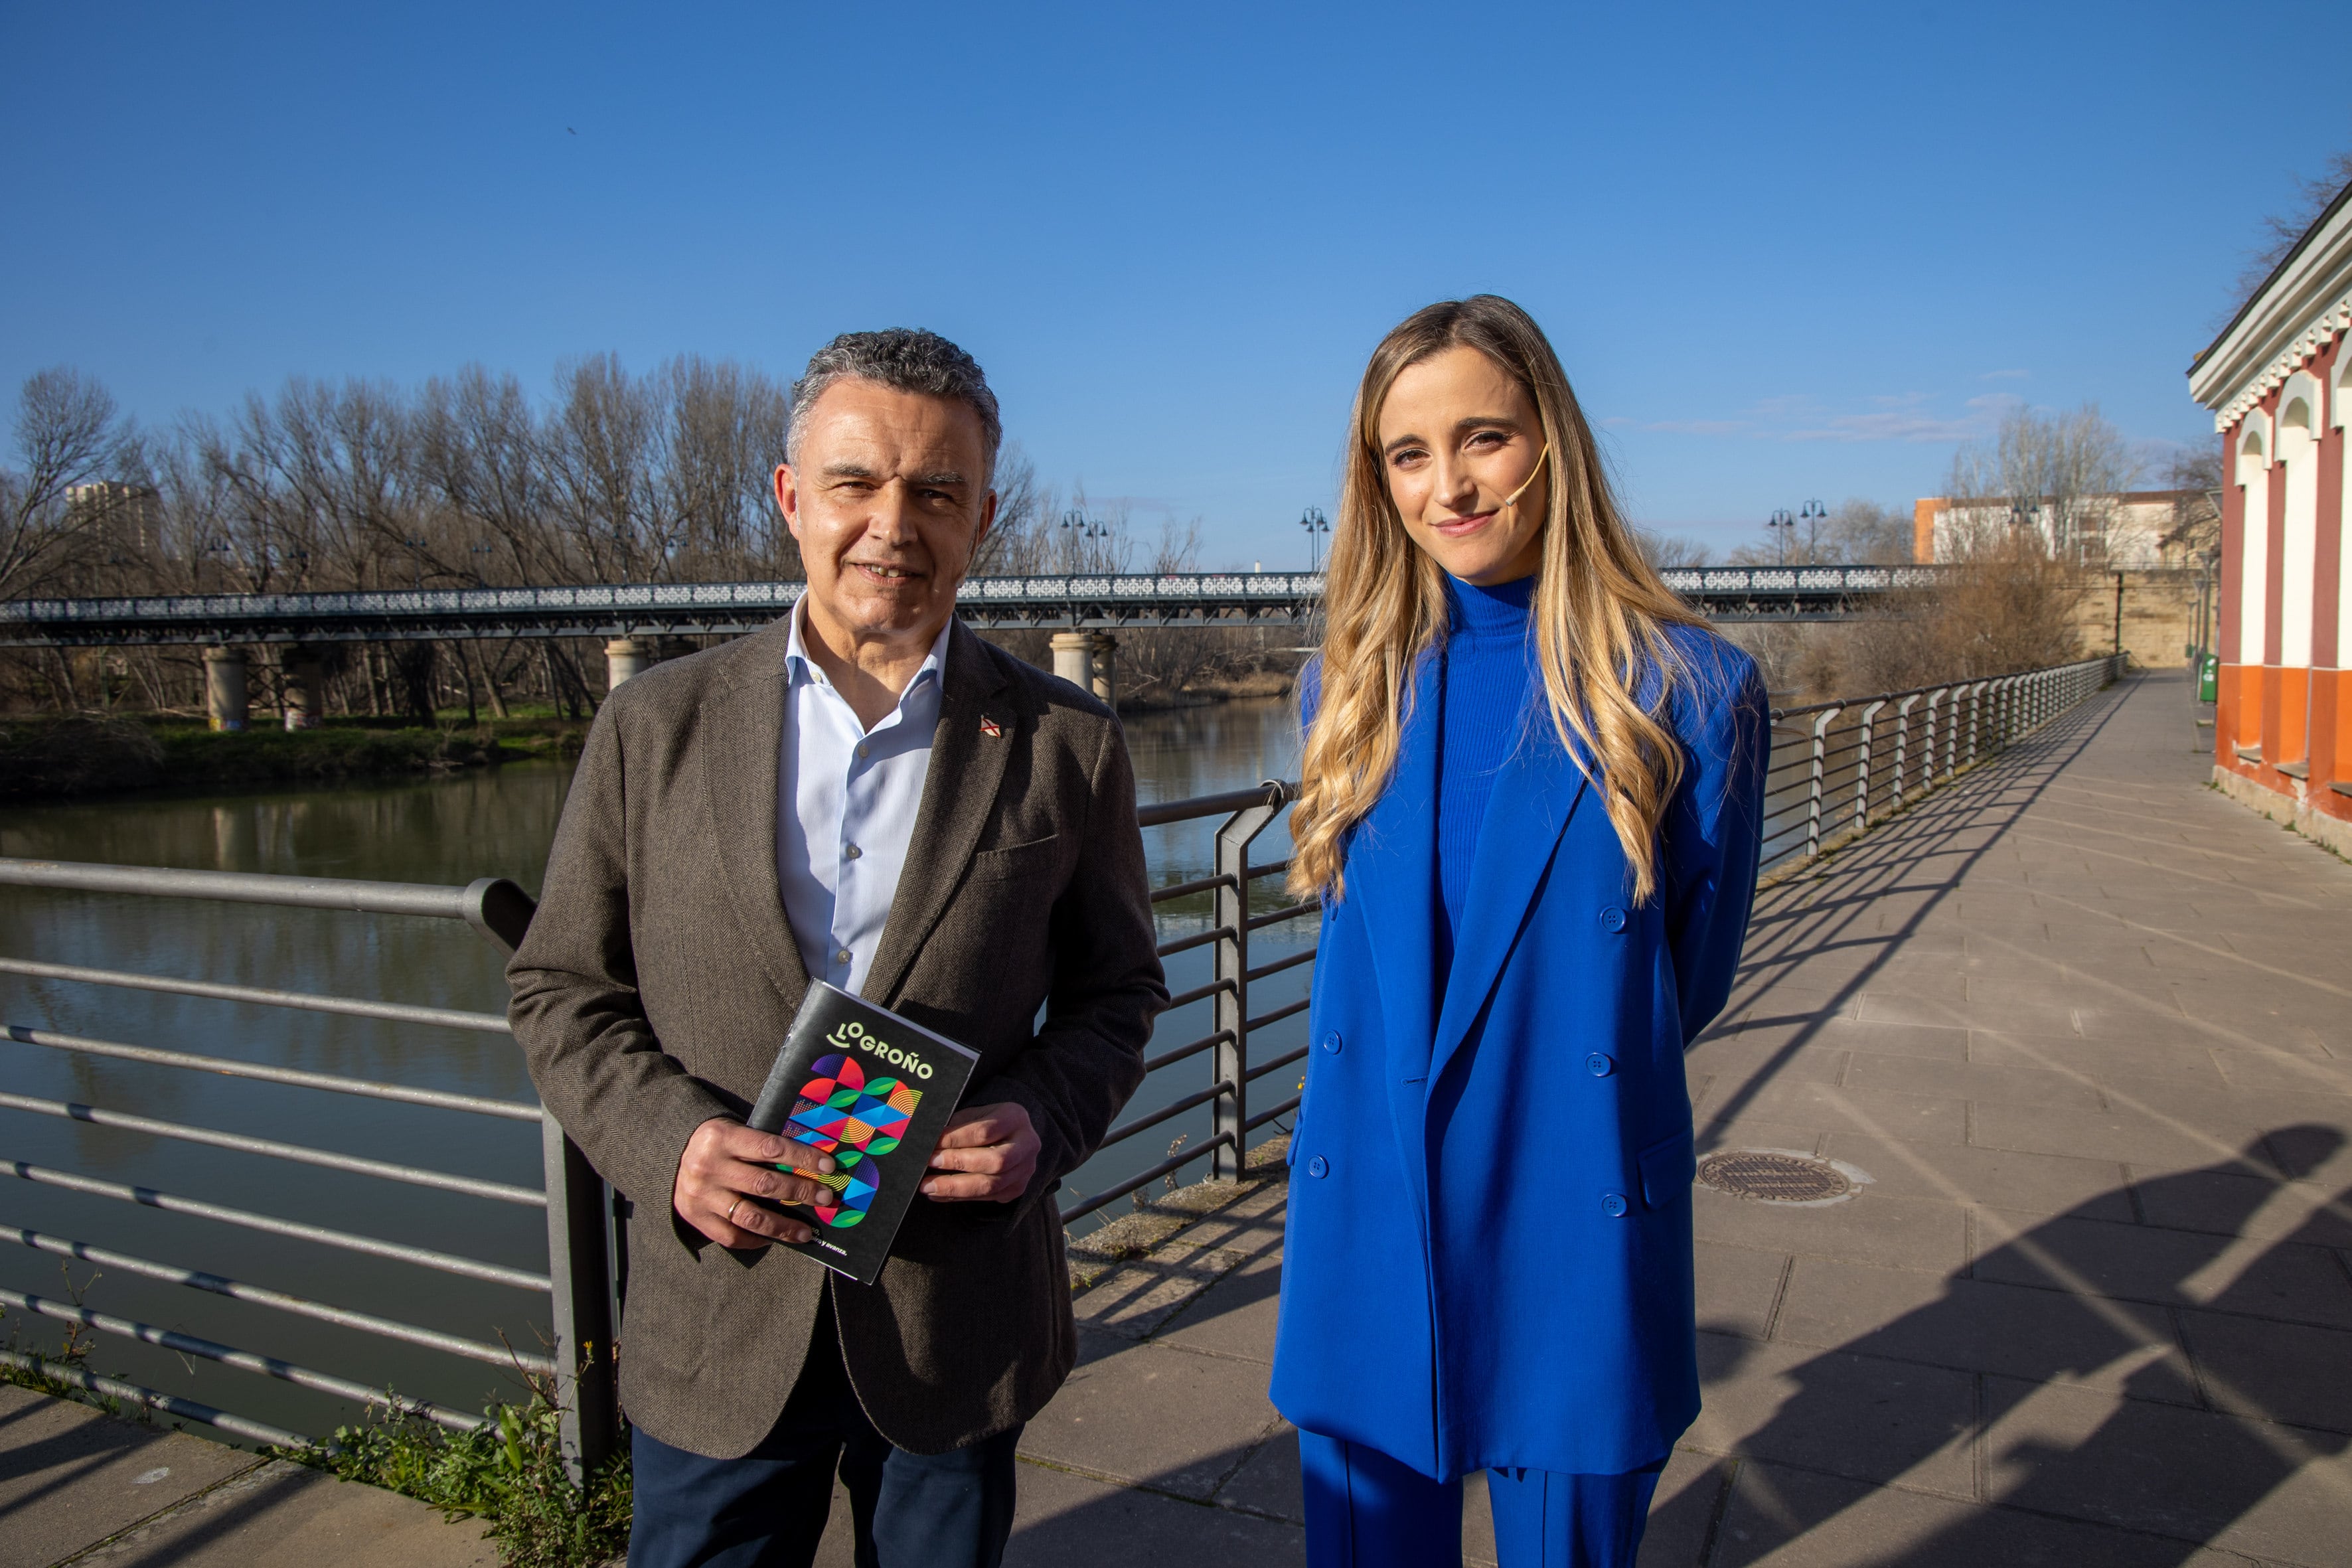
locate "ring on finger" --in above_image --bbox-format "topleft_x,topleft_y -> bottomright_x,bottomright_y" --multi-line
725,1196 -> 743,1225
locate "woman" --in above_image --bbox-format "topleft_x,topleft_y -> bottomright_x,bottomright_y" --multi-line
1271,295 -> 1767,1567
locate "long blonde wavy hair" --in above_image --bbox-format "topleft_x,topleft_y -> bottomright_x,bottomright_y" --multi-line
1288,295 -> 1702,906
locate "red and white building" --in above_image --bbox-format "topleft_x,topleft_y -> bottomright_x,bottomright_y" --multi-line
2189,181 -> 2352,854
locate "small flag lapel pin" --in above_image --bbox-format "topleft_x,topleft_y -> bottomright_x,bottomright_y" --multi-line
979,716 -> 1002,738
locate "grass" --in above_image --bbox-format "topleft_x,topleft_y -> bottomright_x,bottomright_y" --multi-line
283,1391 -> 631,1568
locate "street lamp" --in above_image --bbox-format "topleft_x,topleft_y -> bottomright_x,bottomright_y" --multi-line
1798,499 -> 1826,563
1299,506 -> 1330,574
1766,509 -> 1795,565
1059,510 -> 1107,627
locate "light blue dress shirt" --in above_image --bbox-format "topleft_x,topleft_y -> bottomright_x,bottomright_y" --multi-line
776,603 -> 952,997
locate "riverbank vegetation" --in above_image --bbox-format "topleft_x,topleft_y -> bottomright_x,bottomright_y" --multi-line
0,710 -> 585,801
1,360 -> 1298,720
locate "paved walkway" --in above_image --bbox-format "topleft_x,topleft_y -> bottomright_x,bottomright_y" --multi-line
0,1383 -> 495,1567
932,670 -> 2352,1566
15,671 -> 2347,1566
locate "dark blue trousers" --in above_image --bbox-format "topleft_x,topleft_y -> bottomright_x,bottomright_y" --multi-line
1300,1430 -> 1662,1568
627,1300 -> 1022,1568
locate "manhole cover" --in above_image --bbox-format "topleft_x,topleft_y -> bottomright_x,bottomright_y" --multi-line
1697,1150 -> 1853,1204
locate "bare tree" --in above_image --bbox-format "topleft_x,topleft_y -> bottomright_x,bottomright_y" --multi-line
1819,499 -> 1915,565
1943,404 -> 2138,566
2227,150 -> 2352,319
0,368 -> 137,599
651,354 -> 795,582
2160,443 -> 2225,563
544,354 -> 659,584
1638,530 -> 1712,568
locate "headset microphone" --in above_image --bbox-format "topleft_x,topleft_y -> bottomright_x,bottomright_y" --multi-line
1501,443 -> 1551,512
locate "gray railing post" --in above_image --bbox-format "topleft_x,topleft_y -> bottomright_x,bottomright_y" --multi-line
1893,694 -> 1920,809
1856,699 -> 1885,829
1806,707 -> 1840,858
1211,793 -> 1285,1182
1966,682 -> 1986,765
1922,690 -> 1944,787
543,1120 -> 618,1486
1942,686 -> 1960,777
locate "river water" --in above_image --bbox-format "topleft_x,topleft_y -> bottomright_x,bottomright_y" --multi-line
0,698 -> 1306,1443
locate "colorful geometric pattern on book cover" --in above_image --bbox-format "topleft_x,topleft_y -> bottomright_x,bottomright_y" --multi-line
783,1053 -> 922,1227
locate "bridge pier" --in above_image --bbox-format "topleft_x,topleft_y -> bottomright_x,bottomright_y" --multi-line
1051,631 -> 1117,705
604,638 -> 650,689
279,647 -> 325,730
202,647 -> 247,732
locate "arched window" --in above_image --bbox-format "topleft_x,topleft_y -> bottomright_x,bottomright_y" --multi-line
2280,370 -> 2323,439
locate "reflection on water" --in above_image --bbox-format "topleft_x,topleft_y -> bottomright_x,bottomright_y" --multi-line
0,696 -> 1305,1440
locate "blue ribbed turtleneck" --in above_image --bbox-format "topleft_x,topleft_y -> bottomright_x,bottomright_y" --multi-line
1435,573 -> 1539,984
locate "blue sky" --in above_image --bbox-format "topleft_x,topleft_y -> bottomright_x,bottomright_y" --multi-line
3,1 -> 2343,567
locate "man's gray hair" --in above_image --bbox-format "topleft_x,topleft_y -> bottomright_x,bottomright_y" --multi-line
786,329 -> 1002,484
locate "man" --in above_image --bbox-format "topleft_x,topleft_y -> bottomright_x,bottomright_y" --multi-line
508,329 -> 1166,1567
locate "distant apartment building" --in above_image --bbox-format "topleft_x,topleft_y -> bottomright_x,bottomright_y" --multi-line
66,481 -> 162,559
2187,178 -> 2351,854
1909,491 -> 2211,568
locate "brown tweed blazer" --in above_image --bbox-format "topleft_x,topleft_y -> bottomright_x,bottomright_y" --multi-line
507,617 -> 1166,1459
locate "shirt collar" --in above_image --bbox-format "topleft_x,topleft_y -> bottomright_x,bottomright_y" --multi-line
785,596 -> 953,698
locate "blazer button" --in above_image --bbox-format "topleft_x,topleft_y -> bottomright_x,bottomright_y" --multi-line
1320,1031 -> 1343,1054
1601,1192 -> 1629,1217
1308,1156 -> 1330,1178
1599,906 -> 1628,933
1586,1052 -> 1614,1077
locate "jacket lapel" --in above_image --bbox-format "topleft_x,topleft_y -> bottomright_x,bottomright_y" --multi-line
862,621 -> 1014,1006
1336,652 -> 1443,1217
1425,714 -> 1588,1092
701,622 -> 811,1016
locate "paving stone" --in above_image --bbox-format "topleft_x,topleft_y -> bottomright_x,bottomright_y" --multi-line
1003,1456 -> 1306,1567
1702,1079 -> 1970,1144
1772,1257 -> 2197,1403
0,1387 -> 260,1568
1695,1117 -> 1829,1157
74,1459 -> 500,1567
2176,1310 -> 2352,1433
1636,1449 -> 1738,1568
1684,1332 -> 1978,1495
1693,1188 -> 1968,1274
2133,1168 -> 2352,1246
2209,1047 -> 2352,1094
1976,1377 -> 2352,1565
1071,1251 -> 1249,1340
1154,1251 -> 1282,1364
1972,1208 -> 2352,1328
1707,1456 -> 2256,1567
1857,992 -> 2080,1036
1839,1053 -> 2109,1111
1208,1423 -> 1300,1522
1967,1030 -> 2231,1087
1020,1336 -> 1281,1499
1969,1100 -> 2264,1168
1693,1241 -> 1790,1338
1816,1132 -> 2132,1219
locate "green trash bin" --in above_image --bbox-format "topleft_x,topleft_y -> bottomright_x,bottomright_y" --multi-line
2198,653 -> 2219,704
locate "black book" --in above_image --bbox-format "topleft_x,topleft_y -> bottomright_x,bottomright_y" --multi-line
745,980 -> 982,1285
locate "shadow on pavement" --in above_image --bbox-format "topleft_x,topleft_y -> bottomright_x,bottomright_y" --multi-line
1666,1128 -> 2352,1565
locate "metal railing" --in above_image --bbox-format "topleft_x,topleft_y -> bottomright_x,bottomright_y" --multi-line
0,564 -> 1964,647
1057,783 -> 1314,1222
1761,653 -> 2126,872
0,652 -> 2121,1473
0,860 -> 616,1480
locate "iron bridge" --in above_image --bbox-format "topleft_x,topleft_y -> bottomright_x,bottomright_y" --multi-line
0,566 -> 1948,647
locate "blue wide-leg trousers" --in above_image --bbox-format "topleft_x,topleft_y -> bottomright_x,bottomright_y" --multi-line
1299,1429 -> 1661,1568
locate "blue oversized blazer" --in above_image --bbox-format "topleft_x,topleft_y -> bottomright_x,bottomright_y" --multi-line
1269,622 -> 1768,1480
